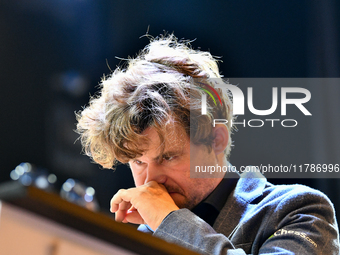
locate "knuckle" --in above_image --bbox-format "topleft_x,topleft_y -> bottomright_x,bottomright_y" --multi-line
111,189 -> 126,203
146,181 -> 157,187
117,188 -> 126,195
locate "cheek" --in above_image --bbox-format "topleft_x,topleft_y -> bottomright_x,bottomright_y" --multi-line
130,166 -> 146,187
191,146 -> 216,167
168,164 -> 192,191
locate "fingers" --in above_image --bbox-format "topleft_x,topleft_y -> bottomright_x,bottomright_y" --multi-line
110,188 -> 132,213
115,200 -> 132,222
145,181 -> 170,195
124,210 -> 144,225
110,189 -> 132,222
110,188 -> 144,224
109,183 -> 178,229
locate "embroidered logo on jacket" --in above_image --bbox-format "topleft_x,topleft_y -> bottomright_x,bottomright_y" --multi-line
269,229 -> 317,248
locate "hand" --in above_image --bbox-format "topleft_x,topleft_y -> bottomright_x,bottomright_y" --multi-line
110,181 -> 179,231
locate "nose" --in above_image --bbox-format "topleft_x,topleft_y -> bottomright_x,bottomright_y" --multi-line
144,162 -> 167,184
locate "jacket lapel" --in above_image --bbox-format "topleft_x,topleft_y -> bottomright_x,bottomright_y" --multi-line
213,168 -> 267,239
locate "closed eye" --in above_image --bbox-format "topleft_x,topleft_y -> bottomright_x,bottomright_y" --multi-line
163,155 -> 177,161
133,159 -> 144,165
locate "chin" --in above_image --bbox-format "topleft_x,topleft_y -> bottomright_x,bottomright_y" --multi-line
170,193 -> 186,208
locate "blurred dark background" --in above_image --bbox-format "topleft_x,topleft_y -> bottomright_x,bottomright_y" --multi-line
1,0 -> 340,223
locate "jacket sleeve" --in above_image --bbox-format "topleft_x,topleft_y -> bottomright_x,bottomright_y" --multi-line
153,209 -> 247,255
152,187 -> 339,255
256,187 -> 339,254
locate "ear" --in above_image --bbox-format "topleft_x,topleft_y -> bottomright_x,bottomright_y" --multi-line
212,124 -> 229,156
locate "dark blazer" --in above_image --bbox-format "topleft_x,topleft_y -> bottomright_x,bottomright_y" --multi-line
139,170 -> 340,254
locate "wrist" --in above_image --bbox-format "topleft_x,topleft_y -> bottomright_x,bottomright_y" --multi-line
150,207 -> 179,231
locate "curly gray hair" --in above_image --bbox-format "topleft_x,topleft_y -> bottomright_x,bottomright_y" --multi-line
76,35 -> 234,169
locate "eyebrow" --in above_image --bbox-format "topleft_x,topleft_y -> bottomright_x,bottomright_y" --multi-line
152,149 -> 184,163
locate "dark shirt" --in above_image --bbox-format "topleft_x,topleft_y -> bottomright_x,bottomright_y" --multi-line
192,171 -> 240,226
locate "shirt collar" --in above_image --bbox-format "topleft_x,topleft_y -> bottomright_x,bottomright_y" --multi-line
203,170 -> 240,212
191,165 -> 240,225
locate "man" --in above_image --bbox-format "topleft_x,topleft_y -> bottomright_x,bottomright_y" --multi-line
76,35 -> 339,254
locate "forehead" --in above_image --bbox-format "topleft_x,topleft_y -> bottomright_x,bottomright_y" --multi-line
140,124 -> 189,154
